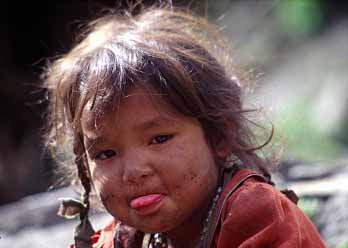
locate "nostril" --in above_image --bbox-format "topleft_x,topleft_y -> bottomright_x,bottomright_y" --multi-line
122,152 -> 154,183
122,165 -> 154,183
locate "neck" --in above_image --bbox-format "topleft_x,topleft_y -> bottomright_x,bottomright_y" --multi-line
165,204 -> 208,248
164,185 -> 221,248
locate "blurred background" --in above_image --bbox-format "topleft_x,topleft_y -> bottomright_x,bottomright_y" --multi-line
0,0 -> 347,247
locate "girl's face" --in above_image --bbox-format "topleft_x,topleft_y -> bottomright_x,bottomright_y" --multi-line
82,87 -> 219,234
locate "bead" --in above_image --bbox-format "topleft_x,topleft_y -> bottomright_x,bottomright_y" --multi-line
198,185 -> 223,247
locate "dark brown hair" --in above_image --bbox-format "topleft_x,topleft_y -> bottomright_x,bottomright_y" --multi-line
43,6 -> 274,204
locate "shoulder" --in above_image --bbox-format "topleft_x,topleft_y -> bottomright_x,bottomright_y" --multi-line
90,219 -> 117,248
219,173 -> 286,240
69,219 -> 117,248
222,176 -> 286,224
77,219 -> 143,248
215,169 -> 326,247
69,219 -> 118,248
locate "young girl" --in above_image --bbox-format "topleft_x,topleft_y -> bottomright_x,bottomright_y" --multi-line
43,5 -> 326,248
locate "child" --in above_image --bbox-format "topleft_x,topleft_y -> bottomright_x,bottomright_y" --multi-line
43,5 -> 326,248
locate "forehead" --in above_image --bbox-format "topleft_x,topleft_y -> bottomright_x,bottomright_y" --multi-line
81,86 -> 181,136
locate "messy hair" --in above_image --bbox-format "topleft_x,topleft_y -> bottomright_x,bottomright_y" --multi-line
43,5 -> 274,203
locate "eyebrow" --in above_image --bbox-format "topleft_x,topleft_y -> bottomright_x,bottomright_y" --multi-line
135,115 -> 177,130
83,115 -> 177,149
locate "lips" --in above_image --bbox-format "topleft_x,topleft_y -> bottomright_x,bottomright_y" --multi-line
130,193 -> 165,216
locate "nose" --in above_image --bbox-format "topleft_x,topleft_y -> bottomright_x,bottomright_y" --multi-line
122,149 -> 155,184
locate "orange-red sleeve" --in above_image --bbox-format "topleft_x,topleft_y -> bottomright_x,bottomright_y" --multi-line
215,179 -> 326,248
69,220 -> 116,248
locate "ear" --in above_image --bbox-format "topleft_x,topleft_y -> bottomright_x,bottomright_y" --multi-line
211,120 -> 236,161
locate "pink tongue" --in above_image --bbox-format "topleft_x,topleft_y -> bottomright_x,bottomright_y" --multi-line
130,194 -> 163,209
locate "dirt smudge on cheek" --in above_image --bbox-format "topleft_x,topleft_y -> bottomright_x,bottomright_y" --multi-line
189,169 -> 198,181
186,168 -> 200,186
174,168 -> 200,193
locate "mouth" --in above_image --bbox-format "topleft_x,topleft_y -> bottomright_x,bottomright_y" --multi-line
130,193 -> 165,216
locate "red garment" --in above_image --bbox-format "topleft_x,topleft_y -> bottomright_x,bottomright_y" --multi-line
209,169 -> 326,247
74,169 -> 326,247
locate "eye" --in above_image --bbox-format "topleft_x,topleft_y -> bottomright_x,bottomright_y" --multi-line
95,150 -> 116,161
150,135 -> 173,145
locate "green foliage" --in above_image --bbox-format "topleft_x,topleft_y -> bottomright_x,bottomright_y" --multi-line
297,197 -> 320,220
274,99 -> 345,161
336,243 -> 348,248
276,0 -> 323,37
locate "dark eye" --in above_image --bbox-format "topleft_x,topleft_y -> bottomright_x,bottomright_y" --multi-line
95,150 -> 116,161
150,135 -> 173,145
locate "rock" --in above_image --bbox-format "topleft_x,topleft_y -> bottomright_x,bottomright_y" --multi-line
0,186 -> 112,247
315,192 -> 348,247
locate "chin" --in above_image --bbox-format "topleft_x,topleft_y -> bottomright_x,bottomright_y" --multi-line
133,220 -> 174,234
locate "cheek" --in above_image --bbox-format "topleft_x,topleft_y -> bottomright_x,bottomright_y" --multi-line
97,180 -> 126,215
167,141 -> 217,191
90,167 -> 124,206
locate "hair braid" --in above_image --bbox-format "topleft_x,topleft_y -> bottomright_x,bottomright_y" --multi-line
73,135 -> 91,218
73,135 -> 95,247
